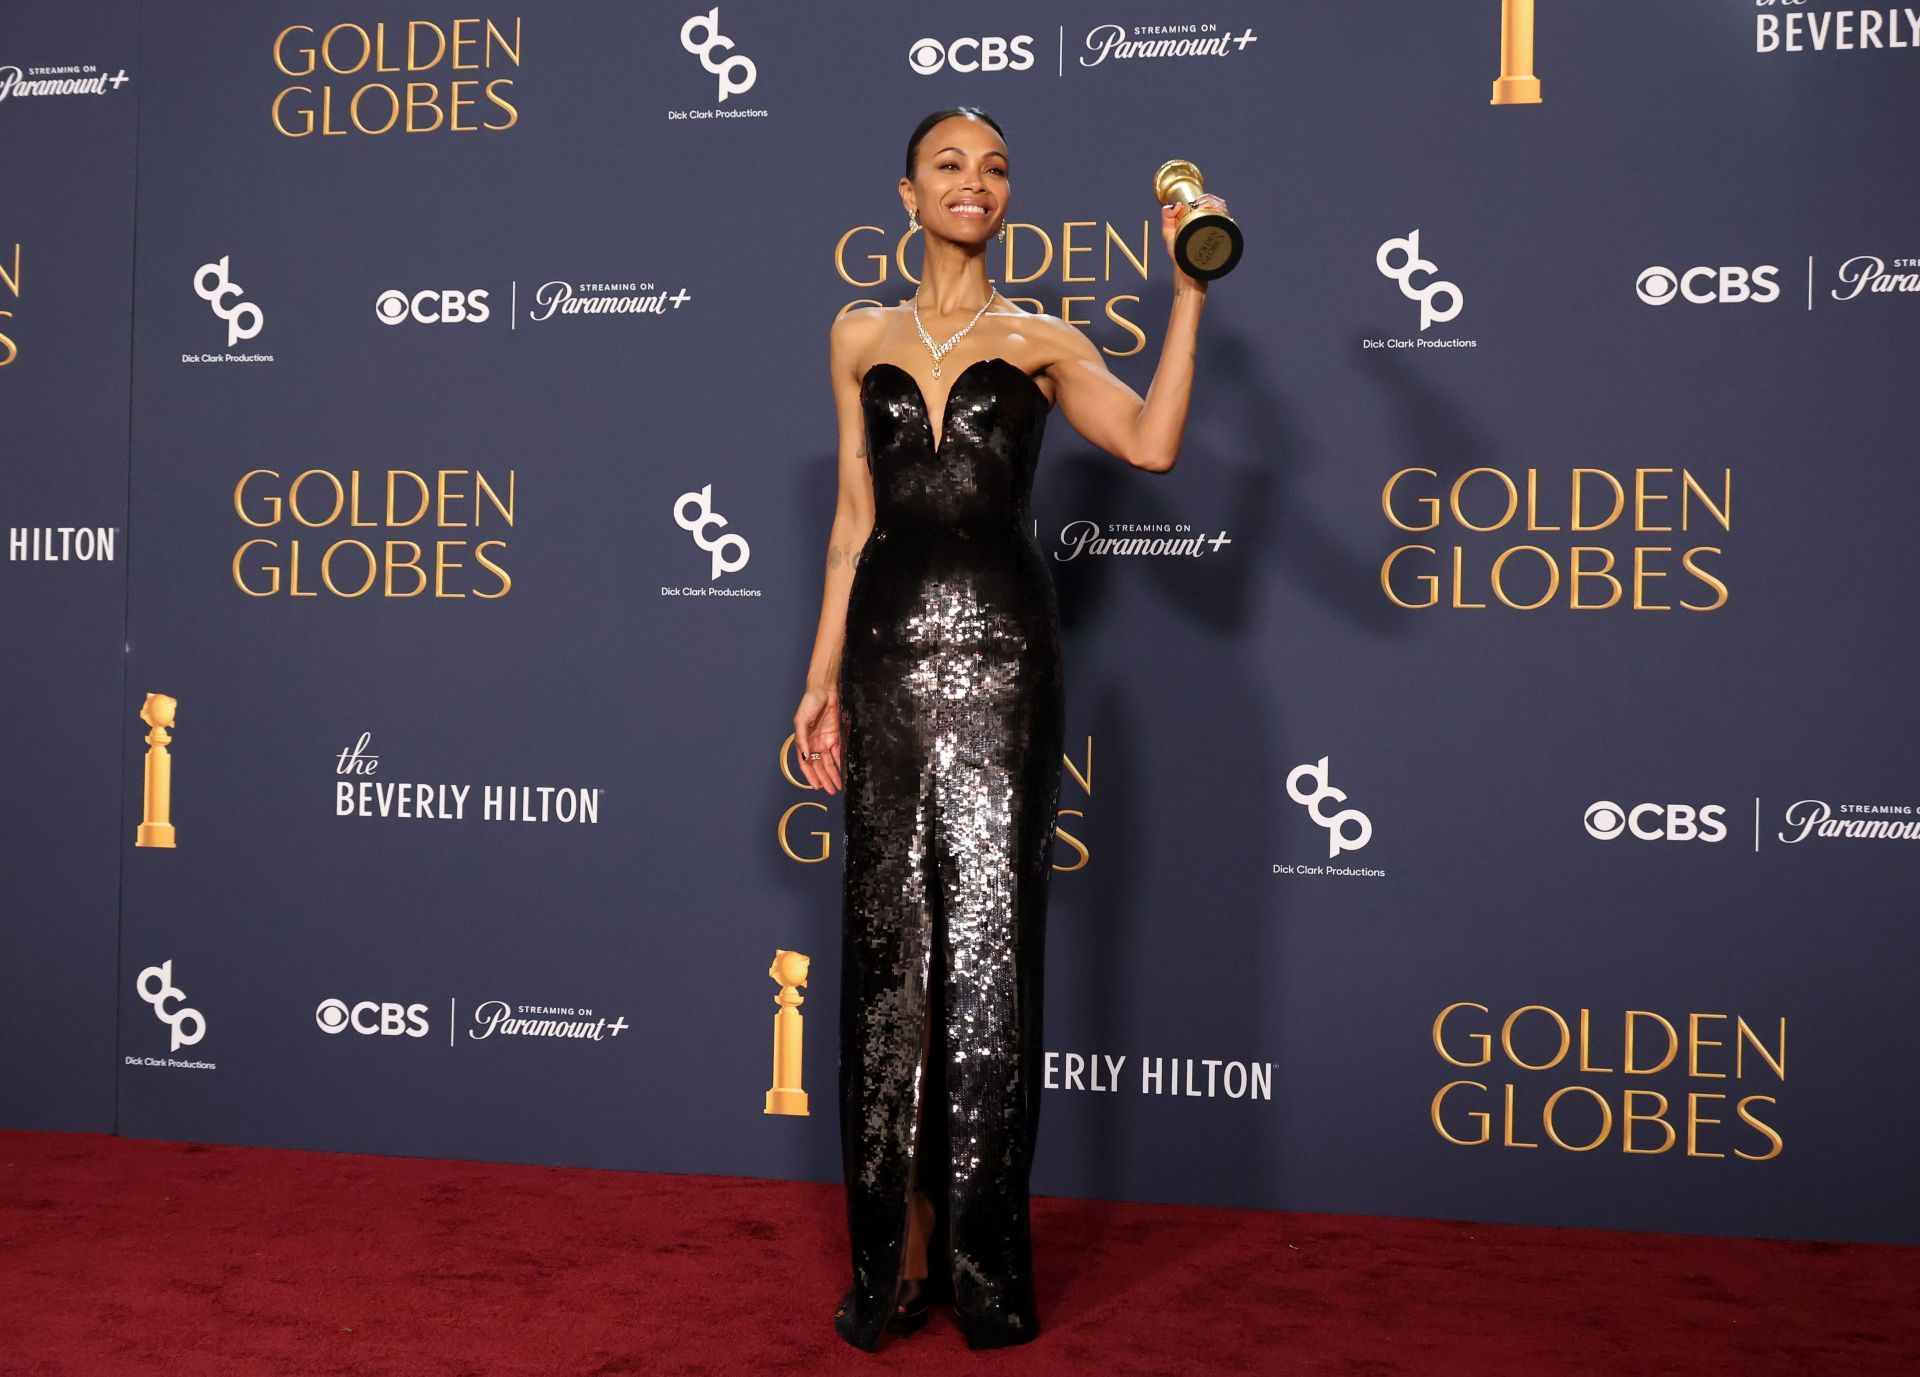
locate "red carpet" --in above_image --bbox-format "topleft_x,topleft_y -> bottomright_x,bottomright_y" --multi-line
2,1130 -> 1913,1376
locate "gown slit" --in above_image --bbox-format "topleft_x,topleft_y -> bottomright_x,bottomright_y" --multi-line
903,861 -> 953,1304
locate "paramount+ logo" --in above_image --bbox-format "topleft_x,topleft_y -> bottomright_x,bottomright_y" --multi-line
1585,800 -> 1728,843
316,997 -> 431,1038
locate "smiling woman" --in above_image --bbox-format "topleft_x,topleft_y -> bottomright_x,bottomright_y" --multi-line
787,105 -> 1228,1353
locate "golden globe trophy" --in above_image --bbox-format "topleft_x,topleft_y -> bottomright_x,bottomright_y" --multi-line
1492,0 -> 1542,104
764,949 -> 811,1115
135,692 -> 178,848
1153,159 -> 1242,281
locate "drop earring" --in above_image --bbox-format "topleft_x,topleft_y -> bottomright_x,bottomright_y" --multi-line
908,208 -> 919,233
998,219 -> 1006,243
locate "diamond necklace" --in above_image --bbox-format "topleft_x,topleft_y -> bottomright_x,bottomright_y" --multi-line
912,285 -> 999,379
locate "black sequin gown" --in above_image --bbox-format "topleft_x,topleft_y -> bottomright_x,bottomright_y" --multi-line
833,354 -> 1063,1351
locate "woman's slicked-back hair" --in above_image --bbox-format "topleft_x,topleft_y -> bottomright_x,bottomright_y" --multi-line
904,106 -> 1007,181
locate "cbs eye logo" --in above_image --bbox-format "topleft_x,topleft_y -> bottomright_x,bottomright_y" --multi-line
1635,265 -> 1780,306
1585,800 -> 1728,843
908,35 -> 1036,75
376,289 -> 491,326
316,998 -> 431,1038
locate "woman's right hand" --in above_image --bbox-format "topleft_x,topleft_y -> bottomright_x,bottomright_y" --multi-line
793,686 -> 844,794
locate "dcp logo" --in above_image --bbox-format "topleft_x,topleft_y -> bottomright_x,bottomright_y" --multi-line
137,960 -> 207,1051
194,256 -> 265,347
316,998 -> 431,1037
1287,756 -> 1373,857
681,8 -> 756,101
1376,230 -> 1463,331
1585,800 -> 1728,842
1636,265 -> 1780,306
376,289 -> 491,325
674,484 -> 751,579
908,35 -> 1036,75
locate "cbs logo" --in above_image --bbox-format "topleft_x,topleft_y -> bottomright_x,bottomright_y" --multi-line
316,998 -> 431,1038
1636,265 -> 1780,306
376,289 -> 491,325
1585,801 -> 1728,843
908,35 -> 1035,75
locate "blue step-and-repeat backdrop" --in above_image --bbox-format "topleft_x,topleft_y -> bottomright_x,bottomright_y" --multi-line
4,2 -> 1916,1245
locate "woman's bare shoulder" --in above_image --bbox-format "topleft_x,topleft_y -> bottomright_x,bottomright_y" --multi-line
1003,307 -> 1100,369
830,306 -> 895,374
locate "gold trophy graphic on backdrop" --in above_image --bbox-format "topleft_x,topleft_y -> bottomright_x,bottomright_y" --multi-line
764,949 -> 810,1115
135,693 -> 179,848
1492,0 -> 1541,104
1153,159 -> 1242,281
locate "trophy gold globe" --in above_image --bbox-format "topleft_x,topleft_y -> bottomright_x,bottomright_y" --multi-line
136,692 -> 179,848
1153,159 -> 1242,281
764,949 -> 810,1115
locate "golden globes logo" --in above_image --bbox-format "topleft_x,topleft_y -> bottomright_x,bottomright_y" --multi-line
835,223 -> 1164,355
232,468 -> 514,598
271,18 -> 522,137
1380,467 -> 1731,611
776,732 -> 1093,870
1491,0 -> 1542,104
1431,1002 -> 1784,1159
765,950 -> 809,1116
0,242 -> 19,367
135,693 -> 179,848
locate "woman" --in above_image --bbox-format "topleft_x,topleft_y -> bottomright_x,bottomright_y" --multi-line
791,106 -> 1225,1351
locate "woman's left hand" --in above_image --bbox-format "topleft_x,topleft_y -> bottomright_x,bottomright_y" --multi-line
1160,192 -> 1229,295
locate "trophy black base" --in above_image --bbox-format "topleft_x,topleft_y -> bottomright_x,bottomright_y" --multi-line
1174,211 -> 1242,281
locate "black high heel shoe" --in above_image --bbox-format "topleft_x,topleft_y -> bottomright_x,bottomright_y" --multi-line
888,1276 -> 930,1336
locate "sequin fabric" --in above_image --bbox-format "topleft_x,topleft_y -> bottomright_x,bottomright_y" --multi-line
834,355 -> 1063,1352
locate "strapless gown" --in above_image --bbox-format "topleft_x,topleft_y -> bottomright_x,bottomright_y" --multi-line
833,355 -> 1064,1351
